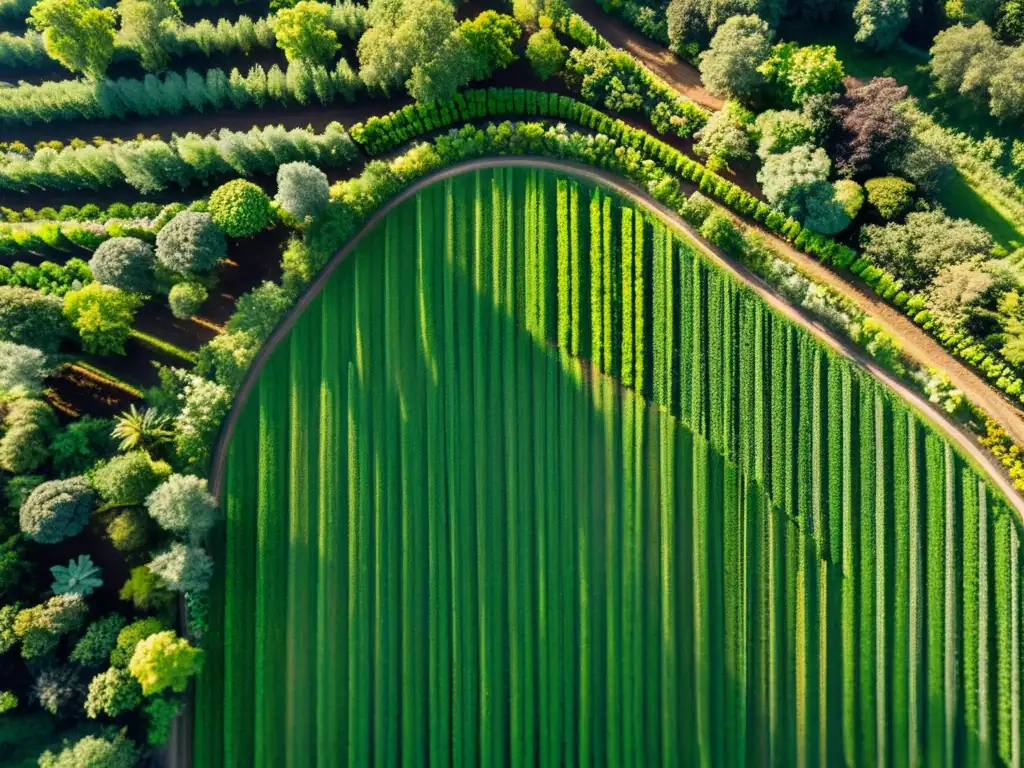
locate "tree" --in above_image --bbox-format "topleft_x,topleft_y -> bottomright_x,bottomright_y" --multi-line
147,543 -> 214,592
209,179 -> 274,237
85,666 -> 142,718
112,404 -> 173,452
757,143 -> 831,219
33,665 -> 82,716
988,45 -> 1024,120
693,100 -> 752,170
357,0 -> 456,95
29,0 -> 116,77
19,477 -> 94,544
752,109 -> 814,158
273,1 -> 339,64
145,474 -> 218,539
460,11 -> 519,71
860,209 -> 994,289
128,630 -> 204,695
172,371 -> 230,466
228,281 -> 290,341
275,162 -> 330,221
0,342 -> 48,397
852,0 -> 909,50
834,178 -> 865,219
698,15 -> 773,101
117,0 -> 182,72
999,0 -> 1024,43
925,258 -> 1018,331
667,0 -> 709,56
145,697 -> 181,747
13,594 -> 88,658
0,287 -> 68,353
0,422 -> 48,474
37,734 -> 137,768
565,46 -> 646,112
107,508 -> 152,552
88,237 -> 156,293
156,211 -> 227,275
71,614 -> 126,666
168,282 -> 208,318
64,283 -> 142,356
831,76 -> 910,177
52,416 -> 117,477
864,176 -> 915,219
929,22 -> 1002,101
119,565 -> 174,610
92,451 -> 171,506
526,28 -> 566,80
803,181 -> 853,235
757,42 -> 844,105
111,616 -> 167,667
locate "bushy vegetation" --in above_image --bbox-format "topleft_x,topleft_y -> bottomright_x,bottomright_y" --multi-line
208,180 -> 274,238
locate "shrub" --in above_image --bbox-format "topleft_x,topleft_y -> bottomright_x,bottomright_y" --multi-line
92,451 -> 171,507
85,666 -> 142,718
144,697 -> 180,747
145,474 -> 218,540
119,565 -> 174,611
0,342 -> 48,397
209,179 -> 274,237
63,284 -> 142,356
700,209 -> 746,256
4,475 -> 43,511
14,594 -> 88,659
0,691 -> 16,713
106,508 -> 151,553
864,176 -> 915,219
680,191 -> 715,225
752,109 -> 814,158
33,665 -> 82,716
128,630 -> 204,695
19,477 -> 94,544
87,237 -> 155,293
37,734 -> 137,768
173,371 -> 231,467
0,603 -> 18,654
110,617 -> 167,668
6,397 -> 58,432
156,211 -> 227,275
111,404 -> 173,453
273,1 -> 339,64
0,422 -> 49,474
70,614 -> 126,667
50,555 -> 103,597
51,416 -> 117,477
698,14 -> 773,101
168,282 -> 208,319
526,28 -> 566,80
229,281 -> 290,341
0,287 -> 68,352
147,542 -> 214,592
275,162 -> 330,221
834,179 -> 865,219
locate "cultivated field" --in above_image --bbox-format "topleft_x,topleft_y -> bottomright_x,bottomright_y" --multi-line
195,165 -> 1024,767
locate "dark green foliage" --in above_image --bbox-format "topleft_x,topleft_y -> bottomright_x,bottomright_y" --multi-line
70,614 -> 126,667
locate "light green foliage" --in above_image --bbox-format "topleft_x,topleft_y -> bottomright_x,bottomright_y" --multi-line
693,100 -> 752,169
37,733 -> 137,768
85,666 -> 142,718
698,14 -> 773,101
864,176 -> 915,219
168,282 -> 208,319
117,0 -> 182,72
70,614 -> 125,666
0,421 -> 49,474
147,542 -> 214,592
144,697 -> 180,746
63,283 -> 142,356
925,258 -> 1018,330
50,554 -> 102,597
929,22 -> 1001,100
459,10 -> 519,72
833,179 -> 865,219
13,594 -> 87,658
92,450 -> 171,506
128,630 -> 203,695
988,45 -> 1024,120
0,342 -> 47,397
19,477 -> 94,544
275,162 -> 330,221
0,691 -> 16,713
105,508 -> 151,553
87,237 -> 155,294
110,616 -> 167,667
209,179 -> 274,238
119,565 -> 174,611
111,405 -> 173,453
680,190 -> 715,224
273,1 -> 339,64
156,211 -> 227,275
195,329 -> 260,390
700,208 -> 747,255
758,42 -> 844,105
146,473 -> 218,539
752,109 -> 814,159
357,0 -> 455,95
0,287 -> 67,353
171,369 -> 230,467
526,28 -> 566,80
227,281 -> 290,342
853,0 -> 909,50
29,0 -> 116,77
756,142 -> 831,219
0,604 -> 19,654
565,45 -> 645,112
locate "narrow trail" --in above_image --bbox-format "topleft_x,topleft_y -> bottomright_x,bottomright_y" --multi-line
207,157 -> 1024,521
572,2 -> 1024,442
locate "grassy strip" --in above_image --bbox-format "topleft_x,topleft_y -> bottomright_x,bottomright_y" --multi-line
130,328 -> 198,364
68,361 -> 143,398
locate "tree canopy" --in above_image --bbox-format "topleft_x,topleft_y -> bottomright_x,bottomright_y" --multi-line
698,14 -> 773,101
29,0 -> 116,77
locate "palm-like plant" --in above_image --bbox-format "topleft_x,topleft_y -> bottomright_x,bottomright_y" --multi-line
50,555 -> 103,597
112,405 -> 173,453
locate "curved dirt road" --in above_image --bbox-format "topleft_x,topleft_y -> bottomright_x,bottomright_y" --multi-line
209,156 -> 1024,515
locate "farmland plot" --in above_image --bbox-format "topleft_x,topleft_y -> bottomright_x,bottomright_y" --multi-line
195,166 -> 1024,767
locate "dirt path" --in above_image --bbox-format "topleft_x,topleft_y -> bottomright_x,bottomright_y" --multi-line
572,1 -> 724,111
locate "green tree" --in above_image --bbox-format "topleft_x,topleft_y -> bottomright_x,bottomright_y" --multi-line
698,14 -> 773,101
852,0 -> 909,50
29,0 -> 116,77
988,45 -> 1024,120
459,11 -> 519,72
357,0 -> 455,95
128,630 -> 204,695
864,176 -> 915,219
758,42 -> 844,105
145,474 -> 218,540
85,667 -> 143,718
275,162 -> 330,221
19,477 -> 94,545
38,734 -> 137,768
0,287 -> 68,353
117,0 -> 181,72
526,28 -> 566,80
752,108 -> 814,158
929,22 -> 1001,100
273,1 -> 339,64
757,143 -> 832,219
693,100 -> 752,170
92,451 -> 170,506
63,283 -> 142,356
156,211 -> 227,275
0,342 -> 47,397
208,179 -> 274,238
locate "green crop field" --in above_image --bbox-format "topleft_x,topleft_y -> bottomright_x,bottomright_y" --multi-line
194,166 -> 1024,767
